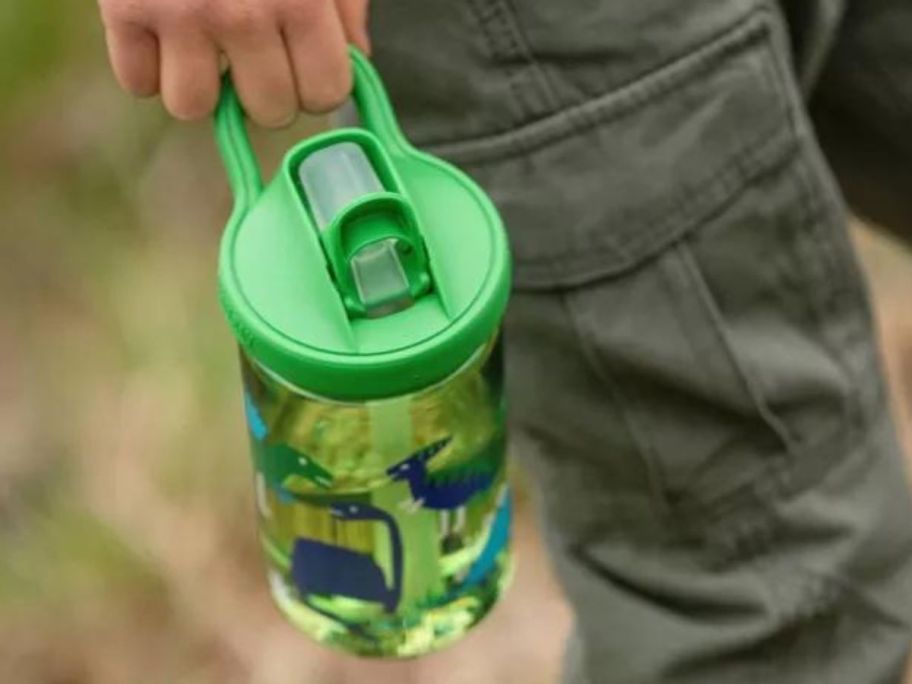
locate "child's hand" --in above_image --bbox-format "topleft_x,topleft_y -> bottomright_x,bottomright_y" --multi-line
97,0 -> 370,127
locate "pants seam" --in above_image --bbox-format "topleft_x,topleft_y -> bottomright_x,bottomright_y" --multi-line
557,289 -> 670,515
465,0 -> 559,130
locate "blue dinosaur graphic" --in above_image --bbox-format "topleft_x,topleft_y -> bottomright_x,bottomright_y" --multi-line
387,437 -> 496,511
387,436 -> 502,545
291,502 -> 403,613
268,568 -> 373,640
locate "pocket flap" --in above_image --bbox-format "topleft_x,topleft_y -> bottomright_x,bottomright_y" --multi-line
428,11 -> 798,289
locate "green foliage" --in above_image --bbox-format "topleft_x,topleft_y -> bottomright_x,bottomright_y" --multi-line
0,0 -> 100,114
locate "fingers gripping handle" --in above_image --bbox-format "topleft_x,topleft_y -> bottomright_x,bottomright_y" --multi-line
214,47 -> 406,218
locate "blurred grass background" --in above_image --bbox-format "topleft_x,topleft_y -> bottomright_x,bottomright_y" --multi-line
1,3 -> 911,683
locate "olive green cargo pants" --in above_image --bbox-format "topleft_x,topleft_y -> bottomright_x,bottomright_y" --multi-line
367,1 -> 912,681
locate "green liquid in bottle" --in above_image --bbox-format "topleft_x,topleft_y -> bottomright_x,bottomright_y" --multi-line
242,338 -> 513,657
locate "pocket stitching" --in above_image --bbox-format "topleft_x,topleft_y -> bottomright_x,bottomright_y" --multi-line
658,158 -> 860,510
561,149 -> 868,521
671,242 -> 800,462
425,9 -> 776,162
464,0 -> 561,131
788,147 -> 873,441
501,13 -> 800,287
556,289 -> 670,511
512,119 -> 796,288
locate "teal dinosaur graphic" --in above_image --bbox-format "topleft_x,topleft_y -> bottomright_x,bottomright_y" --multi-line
244,391 -> 268,441
243,390 -> 334,514
254,440 -> 334,507
460,487 -> 511,587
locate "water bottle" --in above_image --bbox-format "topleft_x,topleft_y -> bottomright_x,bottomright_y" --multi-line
214,49 -> 513,658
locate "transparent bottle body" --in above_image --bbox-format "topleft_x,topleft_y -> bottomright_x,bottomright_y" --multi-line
240,336 -> 512,657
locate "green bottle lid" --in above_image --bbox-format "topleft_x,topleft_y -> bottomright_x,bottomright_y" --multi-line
215,49 -> 511,401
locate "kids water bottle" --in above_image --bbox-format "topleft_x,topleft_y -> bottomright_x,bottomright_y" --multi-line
215,49 -> 513,657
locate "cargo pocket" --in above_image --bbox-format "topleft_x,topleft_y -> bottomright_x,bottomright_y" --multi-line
563,166 -> 872,519
461,8 -> 879,520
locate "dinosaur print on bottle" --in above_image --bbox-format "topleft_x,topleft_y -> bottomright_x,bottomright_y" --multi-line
460,487 -> 511,588
387,437 -> 498,510
255,441 -> 334,492
243,391 -> 334,506
244,391 -> 268,441
387,435 -> 502,547
291,502 -> 404,613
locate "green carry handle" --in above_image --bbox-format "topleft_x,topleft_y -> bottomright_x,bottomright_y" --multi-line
214,48 -> 431,318
214,47 -> 408,221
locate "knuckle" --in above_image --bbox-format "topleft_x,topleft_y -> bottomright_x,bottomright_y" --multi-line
157,0 -> 202,24
209,0 -> 268,34
280,0 -> 321,24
